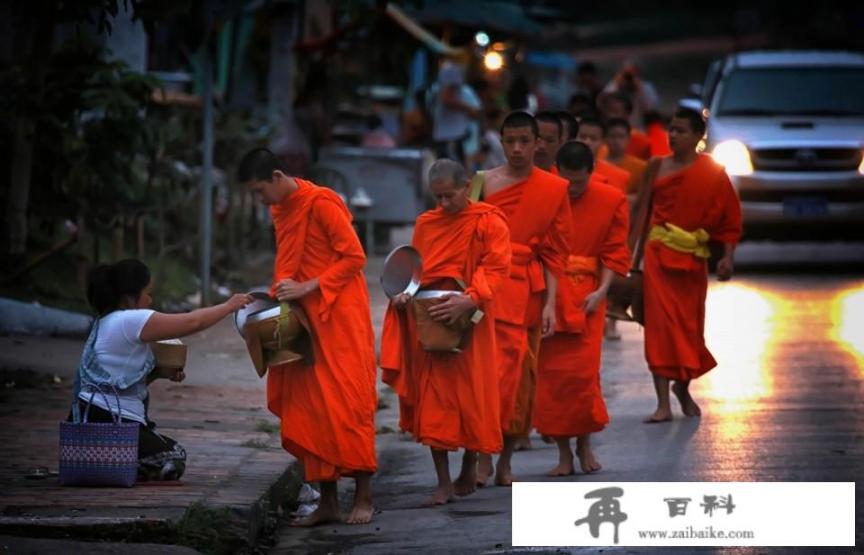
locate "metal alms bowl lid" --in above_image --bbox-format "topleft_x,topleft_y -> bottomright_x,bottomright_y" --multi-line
234,292 -> 279,338
380,245 -> 423,299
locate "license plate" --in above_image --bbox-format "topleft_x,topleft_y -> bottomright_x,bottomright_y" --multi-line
783,197 -> 828,217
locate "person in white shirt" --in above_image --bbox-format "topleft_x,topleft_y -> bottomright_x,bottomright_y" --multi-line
429,61 -> 482,163
71,259 -> 251,481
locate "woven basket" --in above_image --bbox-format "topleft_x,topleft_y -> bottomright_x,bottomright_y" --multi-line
59,387 -> 138,487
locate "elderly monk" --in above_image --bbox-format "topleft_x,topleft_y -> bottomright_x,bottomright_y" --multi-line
641,108 -> 742,423
533,111 -> 565,173
474,111 -> 572,486
603,118 -> 647,197
382,159 -> 510,505
576,116 -> 630,194
237,148 -> 377,526
535,141 -> 630,476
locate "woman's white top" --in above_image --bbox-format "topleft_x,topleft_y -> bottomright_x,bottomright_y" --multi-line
78,309 -> 155,424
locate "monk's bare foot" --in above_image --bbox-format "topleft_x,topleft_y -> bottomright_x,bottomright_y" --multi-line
513,436 -> 532,451
494,466 -> 517,487
345,497 -> 374,524
575,443 -> 602,474
545,461 -> 575,477
643,409 -> 672,423
290,504 -> 340,527
541,434 -> 555,444
454,472 -> 477,497
476,455 -> 493,487
423,484 -> 454,506
672,382 -> 702,417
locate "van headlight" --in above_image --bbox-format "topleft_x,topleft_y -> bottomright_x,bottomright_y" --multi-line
712,140 -> 753,176
858,152 -> 864,175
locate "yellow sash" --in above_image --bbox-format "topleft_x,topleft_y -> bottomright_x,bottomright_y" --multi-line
648,223 -> 711,259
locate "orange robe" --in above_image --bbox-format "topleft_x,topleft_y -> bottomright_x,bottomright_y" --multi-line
484,167 -> 572,435
644,155 -> 742,381
534,179 -> 630,437
267,179 -> 377,482
647,123 -> 672,157
608,154 -> 647,195
381,203 -> 511,453
627,130 -> 653,160
595,159 -> 630,194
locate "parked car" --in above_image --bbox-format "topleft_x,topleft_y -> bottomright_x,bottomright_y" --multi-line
696,51 -> 864,240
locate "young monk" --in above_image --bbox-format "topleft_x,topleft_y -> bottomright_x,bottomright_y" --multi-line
513,110 -> 565,452
381,159 -> 510,505
474,111 -> 572,486
601,92 -> 652,160
641,108 -> 742,423
576,116 -> 630,194
533,112 -> 565,173
237,148 -> 377,526
603,118 -> 647,198
534,141 -> 630,476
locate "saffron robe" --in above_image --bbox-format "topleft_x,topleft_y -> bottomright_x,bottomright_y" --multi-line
381,202 -> 511,453
643,155 -> 742,381
595,159 -> 630,194
607,154 -> 647,195
484,167 -> 572,434
534,180 -> 630,437
647,122 -> 673,157
267,179 -> 377,481
628,130 -> 653,160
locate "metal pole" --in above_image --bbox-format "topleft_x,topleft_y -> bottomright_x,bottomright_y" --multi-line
200,34 -> 214,307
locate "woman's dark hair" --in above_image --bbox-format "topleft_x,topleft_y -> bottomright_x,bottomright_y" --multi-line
86,259 -> 151,316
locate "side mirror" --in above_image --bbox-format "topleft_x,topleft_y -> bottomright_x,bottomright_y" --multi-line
687,83 -> 703,98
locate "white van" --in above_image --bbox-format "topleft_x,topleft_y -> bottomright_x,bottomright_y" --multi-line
699,51 -> 864,240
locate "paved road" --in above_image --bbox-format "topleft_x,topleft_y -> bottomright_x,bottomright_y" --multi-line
271,244 -> 863,554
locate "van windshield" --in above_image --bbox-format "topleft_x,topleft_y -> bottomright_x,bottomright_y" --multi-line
716,67 -> 864,116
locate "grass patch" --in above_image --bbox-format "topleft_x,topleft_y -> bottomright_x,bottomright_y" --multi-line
176,502 -> 246,555
254,420 -> 280,434
241,438 -> 270,449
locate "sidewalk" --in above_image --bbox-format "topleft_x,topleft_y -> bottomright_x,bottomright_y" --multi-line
0,255 -> 393,553
0,315 -> 303,553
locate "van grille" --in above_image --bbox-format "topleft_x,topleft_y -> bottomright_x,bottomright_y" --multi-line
751,148 -> 862,172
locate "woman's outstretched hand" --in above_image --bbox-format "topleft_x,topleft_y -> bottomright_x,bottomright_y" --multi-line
225,293 -> 254,312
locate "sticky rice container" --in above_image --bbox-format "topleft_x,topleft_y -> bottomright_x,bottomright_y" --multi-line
151,339 -> 187,369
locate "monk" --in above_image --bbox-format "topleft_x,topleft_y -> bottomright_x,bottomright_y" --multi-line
601,92 -> 652,160
576,116 -> 630,194
381,159 -> 510,505
237,148 -> 377,526
533,111 -> 565,173
603,117 -> 647,197
641,108 -> 742,423
474,111 -> 572,486
535,141 -> 630,476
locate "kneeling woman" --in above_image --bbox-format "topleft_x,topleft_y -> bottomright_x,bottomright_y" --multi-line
72,259 -> 251,481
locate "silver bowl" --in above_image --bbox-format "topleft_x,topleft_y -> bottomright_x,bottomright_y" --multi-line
234,292 -> 279,338
381,245 -> 423,299
414,290 -> 459,300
